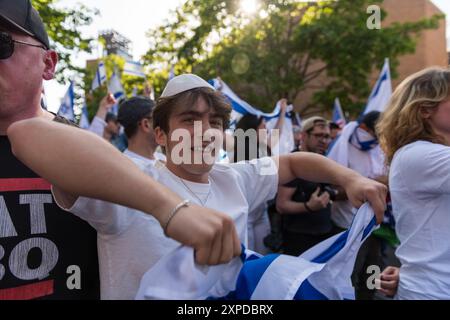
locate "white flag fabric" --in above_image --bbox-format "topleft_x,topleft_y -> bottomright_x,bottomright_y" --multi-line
79,103 -> 90,129
136,203 -> 378,300
363,58 -> 392,115
123,60 -> 146,78
210,78 -> 295,155
91,61 -> 107,92
265,102 -> 295,155
108,71 -> 125,115
327,121 -> 386,179
327,121 -> 359,165
108,71 -> 125,100
57,82 -> 75,121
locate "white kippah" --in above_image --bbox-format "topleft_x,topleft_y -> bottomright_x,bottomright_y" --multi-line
160,74 -> 215,98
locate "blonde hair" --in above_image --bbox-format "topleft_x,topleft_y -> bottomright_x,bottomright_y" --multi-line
377,67 -> 449,165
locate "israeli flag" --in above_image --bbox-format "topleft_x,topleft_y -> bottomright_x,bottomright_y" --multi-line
123,60 -> 146,78
362,58 -> 392,115
136,203 -> 378,300
79,103 -> 90,129
210,78 -> 295,155
108,71 -> 125,100
91,61 -> 107,92
108,71 -> 125,115
57,82 -> 75,121
332,98 -> 346,128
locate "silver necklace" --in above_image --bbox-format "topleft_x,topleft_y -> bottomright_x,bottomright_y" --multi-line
178,177 -> 212,206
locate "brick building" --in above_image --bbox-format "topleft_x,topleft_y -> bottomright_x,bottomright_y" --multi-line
295,0 -> 448,116
382,0 -> 447,88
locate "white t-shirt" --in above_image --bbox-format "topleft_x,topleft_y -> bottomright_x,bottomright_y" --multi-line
124,148 -> 167,164
123,149 -> 156,167
390,141 -> 450,300
247,203 -> 271,255
54,157 -> 278,300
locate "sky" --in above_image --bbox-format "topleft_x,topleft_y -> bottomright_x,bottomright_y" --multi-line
44,0 -> 450,113
45,0 -> 185,111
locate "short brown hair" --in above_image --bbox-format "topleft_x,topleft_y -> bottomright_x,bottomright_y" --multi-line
152,87 -> 231,133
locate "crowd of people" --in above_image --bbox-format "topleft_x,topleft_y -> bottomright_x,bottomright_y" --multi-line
1,0 -> 449,300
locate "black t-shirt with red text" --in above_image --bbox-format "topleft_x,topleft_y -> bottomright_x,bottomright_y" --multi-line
0,119 -> 100,300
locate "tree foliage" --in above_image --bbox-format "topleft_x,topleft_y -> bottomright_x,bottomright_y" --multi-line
32,0 -> 97,82
84,55 -> 150,120
144,0 -> 443,116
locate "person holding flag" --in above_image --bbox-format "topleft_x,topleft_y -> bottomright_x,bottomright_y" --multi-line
8,74 -> 387,299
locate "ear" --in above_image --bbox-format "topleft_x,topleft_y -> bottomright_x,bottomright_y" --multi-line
154,127 -> 167,147
300,132 -> 307,141
420,106 -> 434,119
42,50 -> 58,81
139,118 -> 150,133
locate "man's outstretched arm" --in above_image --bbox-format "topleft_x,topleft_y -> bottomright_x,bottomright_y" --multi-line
275,153 -> 387,224
7,118 -> 241,265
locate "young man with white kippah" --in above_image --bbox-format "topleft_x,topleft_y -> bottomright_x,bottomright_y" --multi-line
8,74 -> 388,300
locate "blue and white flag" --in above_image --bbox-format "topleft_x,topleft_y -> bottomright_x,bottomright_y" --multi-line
79,103 -> 90,129
332,98 -> 346,128
108,70 -> 125,100
136,203 -> 378,300
362,58 -> 392,115
123,60 -> 146,78
108,70 -> 125,115
91,61 -> 107,92
210,78 -> 295,155
57,82 -> 75,121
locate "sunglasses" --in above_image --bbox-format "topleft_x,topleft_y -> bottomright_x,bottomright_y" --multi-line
0,31 -> 47,60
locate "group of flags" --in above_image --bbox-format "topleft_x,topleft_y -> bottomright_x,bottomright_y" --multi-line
208,58 -> 392,157
51,58 -> 394,300
55,57 -> 392,144
56,59 -> 147,126
210,78 -> 297,156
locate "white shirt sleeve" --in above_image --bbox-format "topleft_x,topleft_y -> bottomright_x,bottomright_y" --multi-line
88,116 -> 106,137
65,197 -> 132,235
230,157 -> 279,214
51,160 -> 160,235
399,142 -> 450,194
